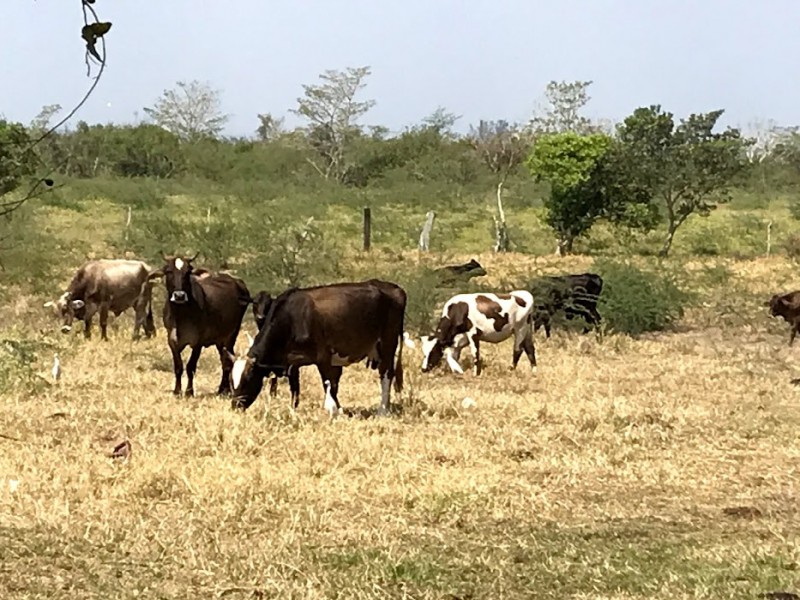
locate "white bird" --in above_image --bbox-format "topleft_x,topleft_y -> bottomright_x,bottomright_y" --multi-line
51,353 -> 61,383
323,380 -> 339,418
461,396 -> 476,410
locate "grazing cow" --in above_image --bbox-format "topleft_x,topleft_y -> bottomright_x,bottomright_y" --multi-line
44,259 -> 156,341
530,273 -> 603,338
435,258 -> 488,285
149,254 -> 251,397
767,291 -> 800,346
230,279 -> 413,415
421,291 -> 536,376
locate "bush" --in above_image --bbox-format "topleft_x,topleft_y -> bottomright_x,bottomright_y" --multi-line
593,259 -> 691,335
784,233 -> 800,261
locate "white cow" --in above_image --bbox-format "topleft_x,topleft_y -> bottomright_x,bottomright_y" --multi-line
421,290 -> 536,376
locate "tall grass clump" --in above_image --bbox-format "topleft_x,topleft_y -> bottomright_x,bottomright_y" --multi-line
594,259 -> 691,335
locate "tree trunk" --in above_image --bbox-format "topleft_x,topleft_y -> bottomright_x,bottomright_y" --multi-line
555,235 -> 573,256
493,180 -> 510,252
659,223 -> 677,257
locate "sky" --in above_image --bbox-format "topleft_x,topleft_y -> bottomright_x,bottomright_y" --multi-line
2,0 -> 798,138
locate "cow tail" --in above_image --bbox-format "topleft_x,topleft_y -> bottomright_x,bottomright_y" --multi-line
394,332 -> 405,393
141,277 -> 155,337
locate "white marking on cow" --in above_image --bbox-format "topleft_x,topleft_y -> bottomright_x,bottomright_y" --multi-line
231,357 -> 247,390
422,291 -> 535,375
379,372 -> 391,413
175,258 -> 184,269
70,299 -> 85,310
420,336 -> 437,371
444,347 -> 465,374
323,380 -> 338,417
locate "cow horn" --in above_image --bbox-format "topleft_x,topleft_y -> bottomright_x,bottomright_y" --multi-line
160,250 -> 169,262
188,252 -> 199,262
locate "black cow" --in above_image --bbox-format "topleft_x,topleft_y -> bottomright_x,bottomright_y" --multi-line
230,279 -> 412,415
149,254 -> 251,396
531,273 -> 603,337
766,291 -> 800,346
252,291 -> 274,330
435,259 -> 487,285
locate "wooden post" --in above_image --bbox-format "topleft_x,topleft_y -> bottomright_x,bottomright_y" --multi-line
124,206 -> 132,243
767,220 -> 773,257
363,207 -> 371,251
419,211 -> 435,251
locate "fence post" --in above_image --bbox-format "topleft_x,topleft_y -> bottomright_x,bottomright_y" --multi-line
363,207 -> 371,251
419,210 -> 435,251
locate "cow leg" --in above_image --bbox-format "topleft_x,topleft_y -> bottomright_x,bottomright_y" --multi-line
467,334 -> 481,376
791,325 -> 798,347
185,346 -> 203,397
216,344 -> 233,396
170,344 -> 185,396
83,318 -> 92,339
268,376 -> 278,398
514,327 -> 537,371
99,304 -> 110,341
289,366 -> 301,410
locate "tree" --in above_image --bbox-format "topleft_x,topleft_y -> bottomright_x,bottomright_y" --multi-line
527,131 -> 613,255
468,120 -> 529,251
616,106 -> 748,257
421,106 -> 461,138
144,80 -> 229,142
529,80 -> 595,135
255,113 -> 285,142
291,66 -> 375,182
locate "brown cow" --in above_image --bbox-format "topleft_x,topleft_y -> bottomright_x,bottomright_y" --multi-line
44,259 -> 155,341
230,279 -> 413,415
767,291 -> 800,346
148,254 -> 252,396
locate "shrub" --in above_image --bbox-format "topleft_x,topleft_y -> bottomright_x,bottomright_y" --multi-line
593,259 -> 691,335
784,233 -> 800,261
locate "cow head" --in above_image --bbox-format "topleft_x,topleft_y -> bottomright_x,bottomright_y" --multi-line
150,253 -> 200,306
767,294 -> 795,320
464,259 -> 487,277
420,334 -> 444,372
44,292 -> 87,333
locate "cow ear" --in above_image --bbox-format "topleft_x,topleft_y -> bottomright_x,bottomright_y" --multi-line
71,299 -> 85,310
190,276 -> 207,310
147,270 -> 164,281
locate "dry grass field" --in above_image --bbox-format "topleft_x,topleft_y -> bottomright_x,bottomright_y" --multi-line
3,252 -> 800,599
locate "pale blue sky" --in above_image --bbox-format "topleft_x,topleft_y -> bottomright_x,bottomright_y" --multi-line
2,1 -> 797,137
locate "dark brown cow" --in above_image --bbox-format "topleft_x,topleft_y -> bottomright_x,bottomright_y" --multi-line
435,258 -> 488,285
44,259 -> 156,341
767,291 -> 800,345
252,291 -> 274,330
230,279 -> 413,416
148,254 -> 251,396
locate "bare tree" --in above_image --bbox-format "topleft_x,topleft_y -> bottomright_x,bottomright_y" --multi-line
469,120 -> 529,252
291,66 -> 375,181
529,80 -> 595,135
144,80 -> 229,142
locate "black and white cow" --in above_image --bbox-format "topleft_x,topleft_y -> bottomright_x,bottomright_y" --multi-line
421,290 -> 536,376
